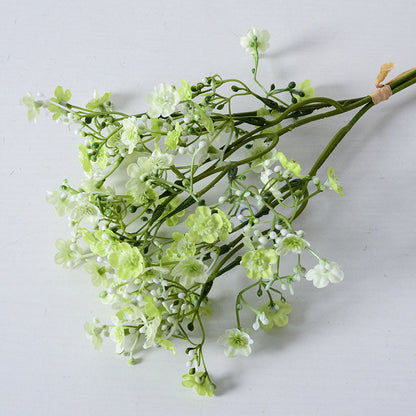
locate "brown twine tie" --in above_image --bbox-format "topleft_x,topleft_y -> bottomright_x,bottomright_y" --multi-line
370,62 -> 415,105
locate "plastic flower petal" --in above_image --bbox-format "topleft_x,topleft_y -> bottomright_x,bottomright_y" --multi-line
146,83 -> 180,118
171,257 -> 208,288
165,122 -> 182,150
84,260 -> 109,287
177,79 -> 192,101
216,209 -> 232,242
84,321 -> 103,350
275,233 -> 310,256
257,301 -> 292,330
22,92 -> 41,122
46,190 -> 67,216
146,148 -> 174,171
296,80 -> 315,102
277,152 -> 305,177
182,372 -> 214,397
110,324 -> 125,353
246,139 -> 276,172
126,162 -> 150,196
241,248 -> 278,281
67,193 -> 100,224
305,260 -> 344,288
185,206 -> 224,244
327,167 -> 345,196
86,90 -> 112,110
108,242 -> 145,281
54,238 -> 81,268
240,28 -> 270,55
120,117 -> 140,154
165,232 -> 195,260
218,328 -> 253,357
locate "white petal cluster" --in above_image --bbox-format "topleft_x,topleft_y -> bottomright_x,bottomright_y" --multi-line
218,328 -> 253,357
306,261 -> 344,288
240,28 -> 270,55
120,117 -> 140,154
275,230 -> 309,256
146,83 -> 180,118
171,257 -> 208,288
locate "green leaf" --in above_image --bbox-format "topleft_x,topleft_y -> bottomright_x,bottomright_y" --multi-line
155,337 -> 176,355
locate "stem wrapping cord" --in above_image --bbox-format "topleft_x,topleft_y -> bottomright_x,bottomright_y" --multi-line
370,62 -> 416,105
370,85 -> 392,105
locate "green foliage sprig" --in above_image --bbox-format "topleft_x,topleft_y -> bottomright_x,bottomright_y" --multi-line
24,27 -> 416,397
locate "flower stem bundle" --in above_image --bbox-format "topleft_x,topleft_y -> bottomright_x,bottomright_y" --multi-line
24,28 -> 416,396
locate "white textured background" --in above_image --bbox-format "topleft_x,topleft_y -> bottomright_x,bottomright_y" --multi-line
1,0 -> 415,414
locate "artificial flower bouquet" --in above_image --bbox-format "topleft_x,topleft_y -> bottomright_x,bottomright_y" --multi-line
24,28 -> 416,396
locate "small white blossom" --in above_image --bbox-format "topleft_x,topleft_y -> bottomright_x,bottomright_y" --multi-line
306,261 -> 344,288
146,83 -> 180,118
120,117 -> 140,154
275,232 -> 309,256
240,28 -> 270,55
46,190 -> 67,216
67,193 -> 100,225
171,257 -> 208,288
143,148 -> 174,171
218,328 -> 253,357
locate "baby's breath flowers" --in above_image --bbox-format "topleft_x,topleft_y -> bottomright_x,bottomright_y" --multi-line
24,27 -> 416,396
218,328 -> 254,357
240,28 -> 270,55
306,260 -> 344,289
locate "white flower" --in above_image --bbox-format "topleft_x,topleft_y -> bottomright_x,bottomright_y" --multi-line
217,328 -> 253,357
171,257 -> 208,288
22,92 -> 42,122
145,148 -> 174,171
84,322 -> 103,350
146,83 -> 180,118
67,193 -> 100,224
240,28 -> 270,55
275,233 -> 309,256
306,261 -> 344,288
46,190 -> 67,216
126,162 -> 151,195
120,117 -> 139,154
110,324 -> 125,353
138,311 -> 162,349
193,140 -> 209,165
